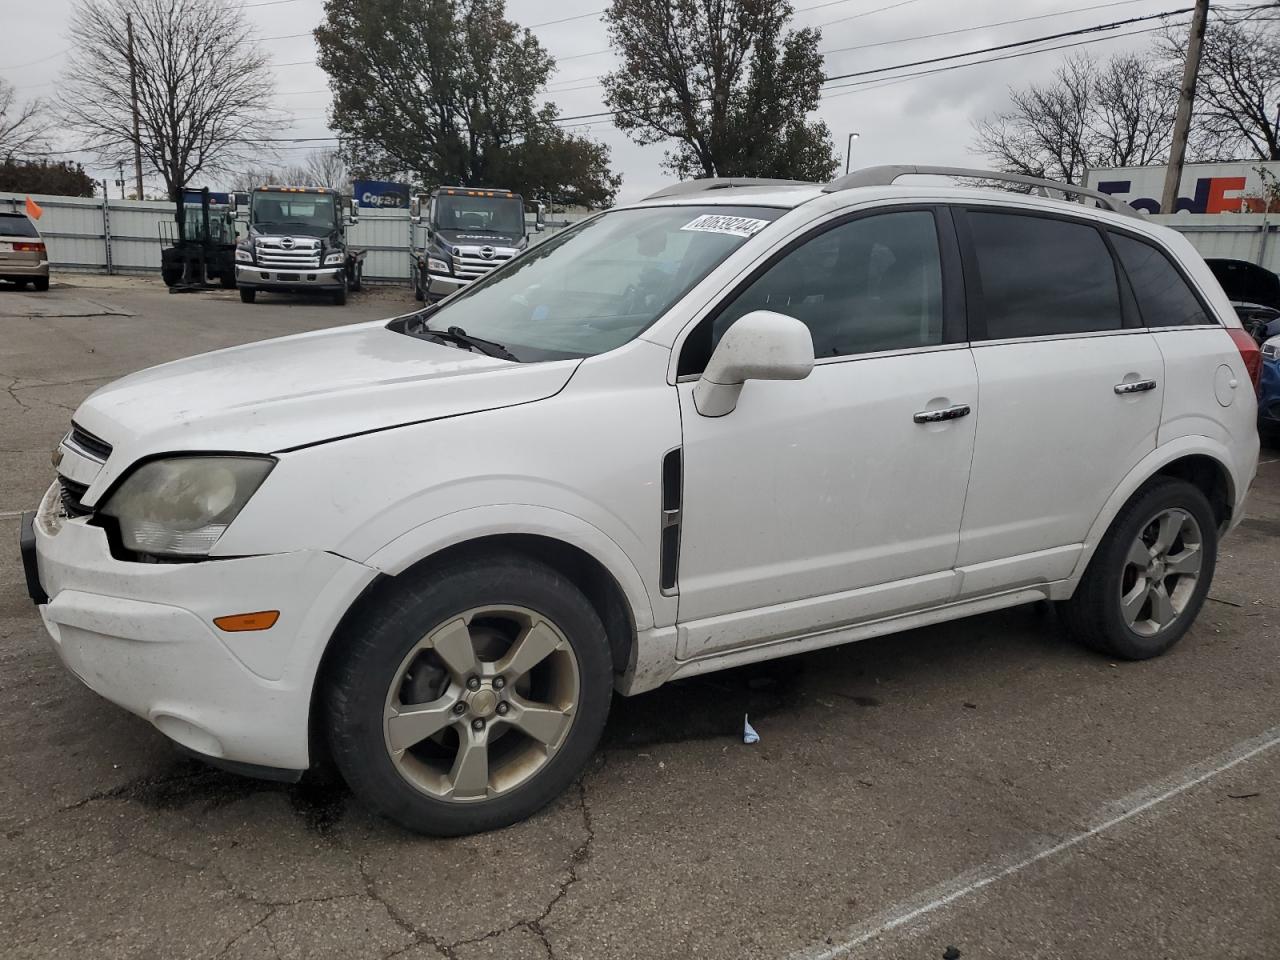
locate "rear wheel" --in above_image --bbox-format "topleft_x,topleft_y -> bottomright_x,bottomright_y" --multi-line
161,267 -> 182,287
239,287 -> 256,303
349,263 -> 363,292
32,276 -> 49,292
1061,478 -> 1217,660
325,556 -> 612,835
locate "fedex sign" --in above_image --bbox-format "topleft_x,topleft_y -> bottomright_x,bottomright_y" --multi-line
1085,161 -> 1280,214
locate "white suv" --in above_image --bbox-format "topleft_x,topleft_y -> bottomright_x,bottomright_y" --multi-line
22,166 -> 1262,835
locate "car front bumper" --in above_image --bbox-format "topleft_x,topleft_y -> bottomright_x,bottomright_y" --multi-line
236,263 -> 345,292
425,271 -> 467,299
24,482 -> 376,773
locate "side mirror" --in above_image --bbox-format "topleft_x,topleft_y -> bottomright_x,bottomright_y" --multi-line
692,310 -> 814,417
347,197 -> 359,224
233,192 -> 250,220
410,196 -> 422,223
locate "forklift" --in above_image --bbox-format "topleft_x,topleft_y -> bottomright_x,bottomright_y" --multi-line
159,187 -> 238,292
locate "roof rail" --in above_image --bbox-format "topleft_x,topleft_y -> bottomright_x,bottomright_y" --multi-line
823,165 -> 1138,217
643,177 -> 813,201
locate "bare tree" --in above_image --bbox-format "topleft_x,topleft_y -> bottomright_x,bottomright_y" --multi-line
59,0 -> 276,199
0,79 -> 49,160
229,150 -> 349,192
1159,16 -> 1280,161
973,53 -> 1179,184
304,149 -> 350,193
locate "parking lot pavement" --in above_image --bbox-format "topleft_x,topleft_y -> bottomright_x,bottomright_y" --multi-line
2,276 -> 1278,960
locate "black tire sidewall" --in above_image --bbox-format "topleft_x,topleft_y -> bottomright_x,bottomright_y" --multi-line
1090,480 -> 1218,659
325,557 -> 613,835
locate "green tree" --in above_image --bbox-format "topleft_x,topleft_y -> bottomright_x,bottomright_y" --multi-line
0,159 -> 96,196
601,0 -> 839,181
315,0 -> 619,206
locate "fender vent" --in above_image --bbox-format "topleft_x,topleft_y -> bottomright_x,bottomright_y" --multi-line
660,448 -> 682,593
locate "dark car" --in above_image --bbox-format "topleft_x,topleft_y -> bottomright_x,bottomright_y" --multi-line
1206,258 -> 1280,343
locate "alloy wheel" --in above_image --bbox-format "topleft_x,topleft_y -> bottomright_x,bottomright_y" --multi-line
1119,507 -> 1204,637
382,605 -> 581,802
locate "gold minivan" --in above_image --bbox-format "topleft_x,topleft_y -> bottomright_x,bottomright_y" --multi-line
0,212 -> 49,291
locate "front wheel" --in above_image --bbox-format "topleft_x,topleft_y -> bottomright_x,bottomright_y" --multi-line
332,284 -> 347,306
1061,478 -> 1217,660
325,556 -> 613,835
349,263 -> 363,292
239,287 -> 256,303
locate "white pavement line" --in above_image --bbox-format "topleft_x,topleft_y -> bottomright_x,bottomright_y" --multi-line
790,724 -> 1280,960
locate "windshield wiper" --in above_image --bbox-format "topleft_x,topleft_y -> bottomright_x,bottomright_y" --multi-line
420,324 -> 519,362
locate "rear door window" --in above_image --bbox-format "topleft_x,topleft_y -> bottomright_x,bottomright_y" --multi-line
0,214 -> 39,238
1110,233 -> 1213,327
965,210 -> 1123,339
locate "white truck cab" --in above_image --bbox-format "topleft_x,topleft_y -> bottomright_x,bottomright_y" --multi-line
22,166 -> 1261,835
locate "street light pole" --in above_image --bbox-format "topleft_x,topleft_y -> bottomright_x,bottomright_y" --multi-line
845,132 -> 861,175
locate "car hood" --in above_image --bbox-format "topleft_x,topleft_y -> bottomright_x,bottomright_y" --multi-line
74,319 -> 579,494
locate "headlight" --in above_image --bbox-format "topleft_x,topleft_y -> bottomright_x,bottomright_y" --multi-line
324,252 -> 345,265
235,247 -> 253,263
427,257 -> 450,274
102,456 -> 274,557
1263,335 -> 1280,360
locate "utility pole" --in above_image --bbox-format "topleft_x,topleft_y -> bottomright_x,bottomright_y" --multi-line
1160,0 -> 1210,215
126,13 -> 144,200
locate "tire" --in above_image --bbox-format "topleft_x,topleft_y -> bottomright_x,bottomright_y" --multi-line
161,268 -> 182,287
414,277 -> 425,301
350,263 -> 363,292
12,279 -> 28,290
1060,478 -> 1217,660
332,284 -> 347,306
33,276 -> 49,292
239,287 -> 256,303
219,271 -> 236,289
325,555 -> 613,836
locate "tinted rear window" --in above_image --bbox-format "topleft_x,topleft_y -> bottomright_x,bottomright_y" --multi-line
967,211 -> 1123,339
0,214 -> 39,238
1111,233 -> 1213,327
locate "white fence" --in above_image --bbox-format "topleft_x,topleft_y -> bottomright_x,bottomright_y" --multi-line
0,191 -> 581,283
4,190 -> 1276,280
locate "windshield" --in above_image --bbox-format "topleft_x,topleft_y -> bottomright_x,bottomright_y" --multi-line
435,194 -> 525,236
412,205 -> 783,361
252,192 -> 336,235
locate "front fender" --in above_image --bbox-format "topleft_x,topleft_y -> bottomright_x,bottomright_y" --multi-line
1068,435 -> 1245,584
363,503 -> 657,633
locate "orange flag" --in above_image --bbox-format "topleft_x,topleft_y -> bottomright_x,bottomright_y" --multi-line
25,196 -> 43,220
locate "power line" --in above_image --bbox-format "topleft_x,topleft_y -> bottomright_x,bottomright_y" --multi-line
549,5 -> 1193,125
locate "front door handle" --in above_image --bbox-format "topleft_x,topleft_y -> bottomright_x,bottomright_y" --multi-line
913,403 -> 971,424
1114,378 -> 1158,395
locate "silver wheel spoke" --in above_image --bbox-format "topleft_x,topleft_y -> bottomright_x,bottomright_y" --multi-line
1151,510 -> 1185,556
386,698 -> 458,752
1166,545 -> 1202,577
430,617 -> 479,681
507,694 -> 572,746
1126,539 -> 1153,569
1121,580 -> 1149,626
497,619 -> 561,679
449,728 -> 490,799
1149,582 -> 1176,627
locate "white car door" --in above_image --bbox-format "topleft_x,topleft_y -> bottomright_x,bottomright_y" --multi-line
953,207 -> 1164,595
672,207 -> 979,660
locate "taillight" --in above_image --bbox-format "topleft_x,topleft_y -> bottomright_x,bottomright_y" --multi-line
13,241 -> 45,253
1227,327 -> 1262,394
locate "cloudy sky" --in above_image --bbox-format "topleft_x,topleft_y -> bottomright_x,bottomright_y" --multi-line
4,0 -> 1194,202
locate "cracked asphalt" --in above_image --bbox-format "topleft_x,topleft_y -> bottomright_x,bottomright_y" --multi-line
2,277 -> 1278,960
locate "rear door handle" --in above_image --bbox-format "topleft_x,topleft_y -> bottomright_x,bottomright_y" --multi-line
913,403 -> 971,424
1114,379 -> 1157,395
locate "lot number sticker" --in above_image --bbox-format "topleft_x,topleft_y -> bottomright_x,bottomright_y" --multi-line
680,214 -> 770,238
